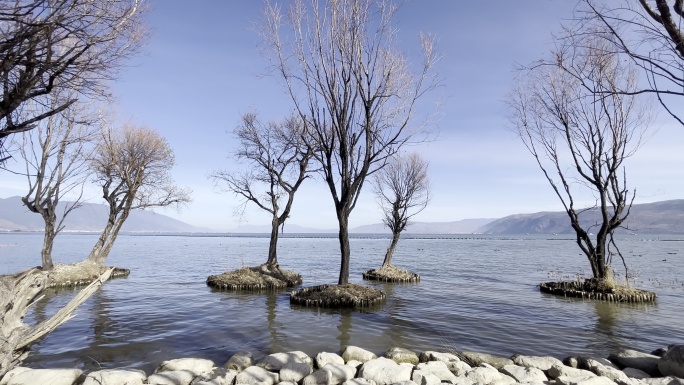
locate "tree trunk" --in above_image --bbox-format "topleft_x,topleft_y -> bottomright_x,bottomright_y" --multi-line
40,220 -> 56,270
86,213 -> 127,266
266,216 -> 279,266
337,211 -> 351,285
382,231 -> 401,268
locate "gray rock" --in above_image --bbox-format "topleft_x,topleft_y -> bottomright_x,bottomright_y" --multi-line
2,368 -> 83,385
582,359 -> 633,385
236,366 -> 280,385
148,370 -> 196,385
302,369 -> 333,385
446,360 -> 472,376
358,357 -> 412,385
82,369 -> 147,385
415,361 -> 458,383
512,355 -> 565,372
658,345 -> 684,379
556,376 -> 616,385
385,348 -> 419,365
389,382 -> 418,385
342,346 -> 377,363
608,350 -> 661,376
548,364 -> 597,379
621,367 -> 650,380
226,352 -> 254,372
458,351 -> 514,369
640,376 -> 684,385
501,365 -> 548,383
258,352 -> 311,372
342,379 -> 376,385
419,351 -> 461,363
565,357 -> 581,369
411,371 -> 440,385
316,352 -> 345,369
322,363 -> 357,385
280,362 -> 313,383
651,348 -> 668,358
156,358 -> 216,376
191,368 -> 238,385
464,366 -> 516,385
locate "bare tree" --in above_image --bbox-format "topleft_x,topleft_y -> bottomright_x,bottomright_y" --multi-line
0,0 -> 146,161
19,98 -> 97,270
262,0 -> 439,285
578,0 -> 684,125
373,152 -> 429,268
508,36 -> 652,284
86,124 -> 191,265
211,112 -> 312,269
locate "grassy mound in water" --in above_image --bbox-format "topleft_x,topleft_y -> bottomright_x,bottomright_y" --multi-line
206,264 -> 302,291
363,264 -> 420,283
290,283 -> 386,308
48,262 -> 129,288
540,278 -> 656,303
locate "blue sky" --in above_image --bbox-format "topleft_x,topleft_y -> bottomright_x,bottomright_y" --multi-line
2,1 -> 684,231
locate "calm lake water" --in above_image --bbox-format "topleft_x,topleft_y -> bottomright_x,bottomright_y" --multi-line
1,232 -> 683,373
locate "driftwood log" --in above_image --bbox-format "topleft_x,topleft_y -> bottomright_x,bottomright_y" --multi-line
0,267 -> 113,378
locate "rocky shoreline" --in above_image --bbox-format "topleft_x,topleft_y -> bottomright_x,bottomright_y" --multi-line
1,344 -> 682,385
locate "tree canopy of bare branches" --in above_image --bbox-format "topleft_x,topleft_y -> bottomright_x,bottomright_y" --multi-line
508,36 -> 652,282
262,0 -> 439,285
373,152 -> 429,267
0,0 -> 146,161
87,124 -> 190,265
578,0 -> 684,125
19,97 -> 97,270
211,112 -> 312,268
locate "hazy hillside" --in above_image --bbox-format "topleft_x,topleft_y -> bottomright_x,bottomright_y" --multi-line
478,200 -> 684,235
0,196 -> 203,232
351,218 -> 494,234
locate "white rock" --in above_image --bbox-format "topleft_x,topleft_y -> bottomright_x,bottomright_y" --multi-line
275,382 -> 298,385
148,370 -> 196,385
342,379 -> 376,385
411,371 -> 441,385
385,348 -> 419,365
585,361 -> 633,385
512,355 -> 565,372
464,366 -> 516,385
322,363 -> 357,385
82,369 -> 147,385
280,362 -> 313,383
548,365 -> 597,379
419,351 -> 461,363
346,361 -> 363,369
191,368 -> 238,385
639,376 -> 684,385
415,361 -> 458,383
342,346 -> 377,363
302,369 -> 333,385
501,365 -> 548,383
316,353 -> 345,369
389,382 -> 418,385
258,353 -> 311,372
358,357 -> 412,385
236,366 -> 280,385
621,368 -> 650,380
3,368 -> 82,385
225,352 -> 254,372
446,360 -> 471,376
156,358 -> 216,376
556,376 -> 616,385
0,367 -> 31,385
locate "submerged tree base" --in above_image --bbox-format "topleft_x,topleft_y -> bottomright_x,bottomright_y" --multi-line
290,284 -> 386,308
540,280 -> 656,303
48,262 -> 129,288
362,265 -> 420,283
206,264 -> 302,291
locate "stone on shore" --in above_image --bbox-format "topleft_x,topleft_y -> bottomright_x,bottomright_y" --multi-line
0,368 -> 82,385
0,367 -> 30,385
147,370 -> 195,385
192,368 -> 238,385
419,351 -> 461,364
457,351 -> 514,369
342,379 -> 376,385
342,346 -> 377,363
385,347 -> 419,365
358,357 -> 412,385
639,376 -> 684,385
82,368 -> 147,385
225,351 -> 254,371
548,364 -> 597,379
501,365 -> 548,383
316,352 -> 345,368
155,358 -> 215,375
607,349 -> 661,376
622,367 -> 651,379
302,369 -> 333,385
258,352 -> 312,372
236,366 -> 280,385
464,365 -> 516,385
512,354 -> 564,372
581,358 -> 633,385
411,371 -> 441,385
415,361 -> 458,383
346,360 -> 363,369
447,360 -> 472,376
658,345 -> 684,379
556,375 -> 617,385
322,363 -> 357,384
280,362 -> 313,383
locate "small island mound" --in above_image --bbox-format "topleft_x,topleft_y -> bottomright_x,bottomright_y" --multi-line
363,264 -> 420,283
207,264 -> 302,291
48,262 -> 130,288
540,278 -> 656,303
290,284 -> 386,308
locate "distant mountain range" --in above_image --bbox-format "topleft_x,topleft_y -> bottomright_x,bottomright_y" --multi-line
3,196 -> 684,234
479,200 -> 684,235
